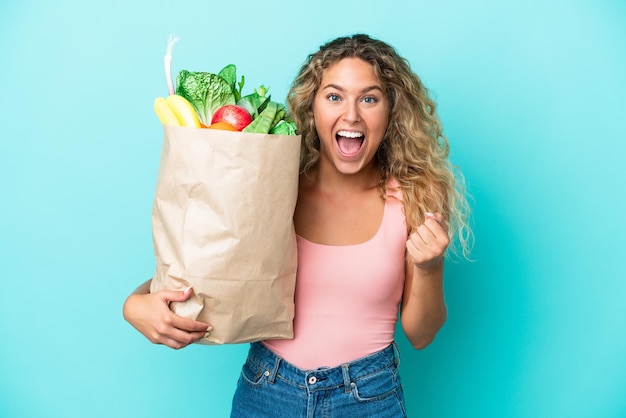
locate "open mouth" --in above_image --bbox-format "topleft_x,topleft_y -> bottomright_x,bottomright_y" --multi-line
336,130 -> 365,156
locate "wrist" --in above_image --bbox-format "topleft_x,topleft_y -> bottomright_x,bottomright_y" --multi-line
413,257 -> 444,275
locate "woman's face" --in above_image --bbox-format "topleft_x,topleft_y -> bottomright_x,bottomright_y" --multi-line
313,57 -> 389,176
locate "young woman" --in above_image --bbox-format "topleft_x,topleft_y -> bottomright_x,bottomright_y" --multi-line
124,34 -> 471,417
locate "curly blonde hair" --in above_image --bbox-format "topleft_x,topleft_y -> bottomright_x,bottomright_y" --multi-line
288,34 -> 472,258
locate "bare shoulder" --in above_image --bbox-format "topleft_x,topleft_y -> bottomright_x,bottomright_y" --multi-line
385,177 -> 404,201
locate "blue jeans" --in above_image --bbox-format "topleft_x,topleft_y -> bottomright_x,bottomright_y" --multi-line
230,342 -> 407,417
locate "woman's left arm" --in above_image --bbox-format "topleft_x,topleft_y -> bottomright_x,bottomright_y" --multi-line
401,212 -> 449,349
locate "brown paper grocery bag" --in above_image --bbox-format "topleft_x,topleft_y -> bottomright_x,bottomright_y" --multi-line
150,125 -> 301,344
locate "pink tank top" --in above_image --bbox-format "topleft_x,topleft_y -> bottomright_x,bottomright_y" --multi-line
263,182 -> 407,369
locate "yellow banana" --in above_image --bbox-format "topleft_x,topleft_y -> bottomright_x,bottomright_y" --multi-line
166,94 -> 201,127
154,97 -> 180,126
153,95 -> 201,127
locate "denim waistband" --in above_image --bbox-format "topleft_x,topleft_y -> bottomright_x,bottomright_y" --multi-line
246,342 -> 400,393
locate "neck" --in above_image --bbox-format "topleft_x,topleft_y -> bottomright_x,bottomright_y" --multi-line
307,160 -> 380,194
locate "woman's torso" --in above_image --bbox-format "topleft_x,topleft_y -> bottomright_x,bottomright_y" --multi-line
263,179 -> 407,369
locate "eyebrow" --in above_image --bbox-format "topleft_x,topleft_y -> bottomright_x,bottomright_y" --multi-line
321,83 -> 383,93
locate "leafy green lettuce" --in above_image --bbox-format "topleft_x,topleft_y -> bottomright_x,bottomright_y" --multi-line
176,70 -> 235,125
238,92 -> 269,119
270,119 -> 298,135
217,64 -> 244,102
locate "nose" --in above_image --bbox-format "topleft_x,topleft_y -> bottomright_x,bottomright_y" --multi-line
342,101 -> 361,123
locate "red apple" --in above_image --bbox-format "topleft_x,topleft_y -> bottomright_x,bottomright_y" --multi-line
211,105 -> 253,131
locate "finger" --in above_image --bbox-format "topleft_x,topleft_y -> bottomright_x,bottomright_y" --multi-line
166,288 -> 213,332
406,233 -> 425,259
409,223 -> 438,250
166,327 -> 207,347
151,318 -> 208,345
407,227 -> 448,262
422,216 -> 450,244
160,287 -> 194,304
426,212 -> 448,231
161,336 -> 193,350
170,314 -> 212,333
155,288 -> 212,340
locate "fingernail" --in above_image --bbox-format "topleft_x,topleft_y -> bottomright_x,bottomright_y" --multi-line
183,286 -> 192,294
425,212 -> 436,218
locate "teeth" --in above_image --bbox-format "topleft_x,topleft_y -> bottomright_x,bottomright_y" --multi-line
337,130 -> 364,138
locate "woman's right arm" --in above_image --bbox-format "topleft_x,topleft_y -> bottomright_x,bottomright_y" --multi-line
122,279 -> 211,349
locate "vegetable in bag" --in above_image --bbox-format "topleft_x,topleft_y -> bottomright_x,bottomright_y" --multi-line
153,35 -> 298,134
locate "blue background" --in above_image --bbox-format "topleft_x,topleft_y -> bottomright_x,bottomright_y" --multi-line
1,0 -> 625,417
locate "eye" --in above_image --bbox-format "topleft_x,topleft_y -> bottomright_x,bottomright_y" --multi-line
362,96 -> 378,104
327,93 -> 341,102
